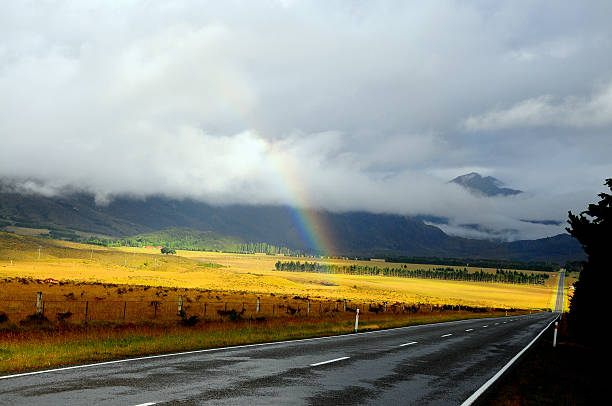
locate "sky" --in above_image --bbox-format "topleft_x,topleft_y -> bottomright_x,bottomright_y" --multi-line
1,1 -> 611,241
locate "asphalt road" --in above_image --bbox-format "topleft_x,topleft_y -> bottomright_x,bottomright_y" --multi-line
554,270 -> 565,312
1,277 -> 564,406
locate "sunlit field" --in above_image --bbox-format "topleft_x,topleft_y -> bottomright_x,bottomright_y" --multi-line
0,232 -> 559,310
0,232 -> 560,374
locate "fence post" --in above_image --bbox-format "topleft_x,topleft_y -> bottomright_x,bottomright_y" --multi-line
307,299 -> 310,315
36,292 -> 43,316
178,295 -> 183,315
384,302 -> 387,312
343,299 -> 347,312
355,308 -> 360,332
204,302 -> 207,317
84,300 -> 88,321
256,297 -> 260,314
123,301 -> 127,321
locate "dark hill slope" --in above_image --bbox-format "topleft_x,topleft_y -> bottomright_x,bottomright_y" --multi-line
0,191 -> 584,263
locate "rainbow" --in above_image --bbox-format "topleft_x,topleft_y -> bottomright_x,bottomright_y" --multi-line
262,137 -> 336,257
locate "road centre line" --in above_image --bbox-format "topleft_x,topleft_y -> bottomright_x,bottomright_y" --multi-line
310,357 -> 350,367
399,341 -> 418,347
133,403 -> 156,406
0,313 -> 543,380
441,334 -> 452,337
483,325 -> 488,327
465,329 -> 474,332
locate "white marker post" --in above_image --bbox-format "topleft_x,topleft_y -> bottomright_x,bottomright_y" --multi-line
553,321 -> 558,347
354,308 -> 360,332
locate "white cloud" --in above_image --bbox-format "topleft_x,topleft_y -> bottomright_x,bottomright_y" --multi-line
464,80 -> 612,130
0,1 -> 611,241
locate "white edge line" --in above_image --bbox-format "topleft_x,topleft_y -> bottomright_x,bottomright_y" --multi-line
0,313 -> 547,380
399,341 -> 418,347
460,314 -> 560,406
133,403 -> 156,406
310,356 -> 350,367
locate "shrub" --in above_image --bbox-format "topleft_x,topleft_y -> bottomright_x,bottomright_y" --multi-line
20,313 -> 50,326
180,315 -> 199,327
217,309 -> 245,321
57,311 -> 73,322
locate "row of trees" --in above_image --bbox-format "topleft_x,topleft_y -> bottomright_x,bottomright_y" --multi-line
383,256 -> 560,272
235,242 -> 302,256
274,261 -> 549,284
81,236 -> 302,256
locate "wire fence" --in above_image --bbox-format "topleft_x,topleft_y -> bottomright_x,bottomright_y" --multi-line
0,293 -> 505,324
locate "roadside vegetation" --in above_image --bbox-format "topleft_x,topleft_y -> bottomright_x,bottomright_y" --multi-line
0,309 -> 515,375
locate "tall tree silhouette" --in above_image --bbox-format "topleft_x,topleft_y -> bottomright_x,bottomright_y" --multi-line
566,178 -> 611,342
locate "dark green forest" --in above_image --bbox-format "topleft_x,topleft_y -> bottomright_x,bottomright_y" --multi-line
274,261 -> 550,285
382,256 -> 561,271
81,227 -> 303,256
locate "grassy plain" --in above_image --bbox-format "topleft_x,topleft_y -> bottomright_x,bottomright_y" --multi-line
0,231 -> 558,374
0,232 -> 559,309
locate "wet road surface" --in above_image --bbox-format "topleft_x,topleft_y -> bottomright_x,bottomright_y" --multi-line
0,311 -> 559,405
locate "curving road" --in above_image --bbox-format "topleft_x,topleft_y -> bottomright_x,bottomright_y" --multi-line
1,277 -> 564,405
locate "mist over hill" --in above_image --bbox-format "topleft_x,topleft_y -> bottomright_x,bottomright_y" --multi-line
0,189 -> 584,264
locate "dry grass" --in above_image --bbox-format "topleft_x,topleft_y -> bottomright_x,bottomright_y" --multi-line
0,232 -> 553,374
0,310 -> 513,374
0,232 -> 560,310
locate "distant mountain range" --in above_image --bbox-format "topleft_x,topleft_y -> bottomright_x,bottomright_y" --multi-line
0,185 -> 584,264
450,172 -> 522,197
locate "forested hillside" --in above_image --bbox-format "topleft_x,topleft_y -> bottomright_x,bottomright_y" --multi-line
0,188 -> 585,263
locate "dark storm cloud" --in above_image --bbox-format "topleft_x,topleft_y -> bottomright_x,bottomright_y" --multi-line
1,1 -> 611,240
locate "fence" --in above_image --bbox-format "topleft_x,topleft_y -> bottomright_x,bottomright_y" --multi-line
0,292 -> 501,324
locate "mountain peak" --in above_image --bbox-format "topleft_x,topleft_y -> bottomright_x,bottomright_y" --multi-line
450,172 -> 522,197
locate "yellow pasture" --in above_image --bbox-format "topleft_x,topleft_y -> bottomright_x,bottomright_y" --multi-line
1,233 -> 558,309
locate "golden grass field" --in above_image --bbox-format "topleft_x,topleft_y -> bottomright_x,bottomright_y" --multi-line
0,232 -> 562,310
0,231 -> 564,374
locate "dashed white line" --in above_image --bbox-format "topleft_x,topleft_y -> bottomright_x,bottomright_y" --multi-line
482,325 -> 488,328
1,314 -> 535,381
133,403 -> 156,406
461,315 -> 560,406
310,357 -> 350,367
399,341 -> 418,347
441,334 -> 453,338
465,329 -> 474,332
